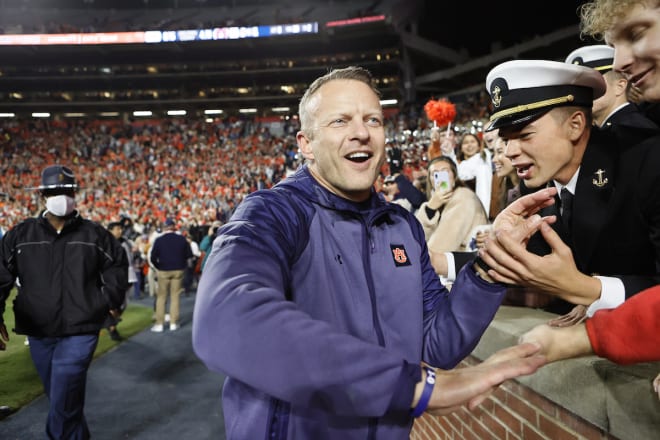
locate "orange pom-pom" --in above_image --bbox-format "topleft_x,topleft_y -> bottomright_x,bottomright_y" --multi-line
424,99 -> 456,127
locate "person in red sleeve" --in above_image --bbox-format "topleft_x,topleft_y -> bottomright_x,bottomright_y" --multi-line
519,284 -> 660,400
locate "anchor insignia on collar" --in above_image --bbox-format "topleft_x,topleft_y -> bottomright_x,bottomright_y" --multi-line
592,169 -> 608,188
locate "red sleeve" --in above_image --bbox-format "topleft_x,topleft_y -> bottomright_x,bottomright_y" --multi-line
585,286 -> 660,365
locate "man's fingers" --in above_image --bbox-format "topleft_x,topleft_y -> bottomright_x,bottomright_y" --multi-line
480,229 -> 536,282
484,341 -> 542,365
467,390 -> 494,410
506,187 -> 558,217
505,214 -> 545,243
478,244 -> 521,284
537,221 -> 570,254
547,316 -> 573,327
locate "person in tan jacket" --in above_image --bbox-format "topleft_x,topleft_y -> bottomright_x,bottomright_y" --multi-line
415,155 -> 488,253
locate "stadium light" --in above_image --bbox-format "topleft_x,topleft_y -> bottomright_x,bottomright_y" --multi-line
32,112 -> 50,118
133,111 -> 153,117
99,112 -> 119,117
239,108 -> 257,114
271,107 -> 290,112
64,112 -> 86,117
204,109 -> 223,115
0,113 -> 15,118
380,99 -> 398,106
167,110 -> 187,116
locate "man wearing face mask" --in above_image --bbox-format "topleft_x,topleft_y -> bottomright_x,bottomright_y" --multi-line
0,164 -> 128,440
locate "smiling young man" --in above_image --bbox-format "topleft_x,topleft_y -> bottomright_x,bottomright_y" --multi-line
478,58 -> 660,319
192,66 -> 546,440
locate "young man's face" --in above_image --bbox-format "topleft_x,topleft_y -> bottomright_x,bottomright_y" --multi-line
498,110 -> 578,188
297,79 -> 386,202
607,3 -> 660,103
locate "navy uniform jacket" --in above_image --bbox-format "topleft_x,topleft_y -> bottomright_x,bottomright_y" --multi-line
528,128 -> 660,313
602,102 -> 659,146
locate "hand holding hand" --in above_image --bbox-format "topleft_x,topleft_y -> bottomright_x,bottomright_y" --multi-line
519,322 -> 593,363
482,220 -> 600,304
419,342 -> 545,416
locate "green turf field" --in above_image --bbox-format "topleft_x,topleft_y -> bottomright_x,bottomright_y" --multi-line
0,290 -> 153,412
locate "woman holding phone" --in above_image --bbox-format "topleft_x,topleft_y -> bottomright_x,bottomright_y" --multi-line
415,155 -> 488,254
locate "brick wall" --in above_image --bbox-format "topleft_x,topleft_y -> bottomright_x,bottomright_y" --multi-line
410,356 -> 620,440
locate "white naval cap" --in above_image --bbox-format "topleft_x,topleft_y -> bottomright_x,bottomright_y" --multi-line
565,45 -> 615,74
486,59 -> 606,130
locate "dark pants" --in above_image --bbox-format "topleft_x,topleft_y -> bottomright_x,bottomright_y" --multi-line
28,334 -> 99,440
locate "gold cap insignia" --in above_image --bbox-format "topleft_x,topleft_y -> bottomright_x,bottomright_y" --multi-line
491,85 -> 502,108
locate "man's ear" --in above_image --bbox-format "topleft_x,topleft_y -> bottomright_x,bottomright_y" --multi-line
567,110 -> 587,142
614,77 -> 628,97
297,130 -> 314,161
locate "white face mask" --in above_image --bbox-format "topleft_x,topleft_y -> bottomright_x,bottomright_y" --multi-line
46,195 -> 76,217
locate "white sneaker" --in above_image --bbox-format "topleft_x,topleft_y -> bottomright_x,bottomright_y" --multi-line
170,323 -> 179,331
150,324 -> 164,333
165,314 -> 171,323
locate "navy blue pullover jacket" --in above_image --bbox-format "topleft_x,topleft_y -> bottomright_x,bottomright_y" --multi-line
150,231 -> 192,271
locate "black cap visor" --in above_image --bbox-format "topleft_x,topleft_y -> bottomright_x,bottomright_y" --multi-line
488,108 -> 550,131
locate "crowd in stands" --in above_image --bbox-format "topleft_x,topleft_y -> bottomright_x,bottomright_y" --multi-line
0,116 -> 297,234
0,100 -> 492,235
0,100 -> 497,301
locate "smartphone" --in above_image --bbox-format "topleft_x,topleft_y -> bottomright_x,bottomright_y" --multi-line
433,170 -> 451,191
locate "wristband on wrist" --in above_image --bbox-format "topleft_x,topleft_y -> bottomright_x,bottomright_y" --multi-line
474,255 -> 492,273
412,366 -> 436,418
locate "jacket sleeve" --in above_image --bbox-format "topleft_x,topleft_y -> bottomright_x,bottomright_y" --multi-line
100,229 -> 129,310
585,285 -> 660,365
412,220 -> 506,369
394,174 -> 426,211
193,192 -> 422,418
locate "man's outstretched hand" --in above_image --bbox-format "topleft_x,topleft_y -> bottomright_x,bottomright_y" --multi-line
423,342 -> 546,416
